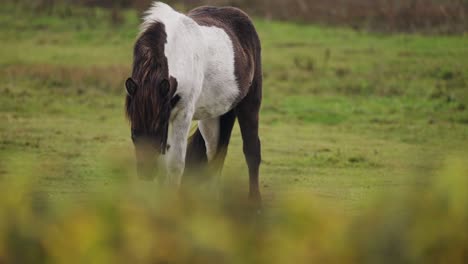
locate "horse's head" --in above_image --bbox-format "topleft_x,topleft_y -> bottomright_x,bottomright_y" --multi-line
125,22 -> 180,180
125,76 -> 180,180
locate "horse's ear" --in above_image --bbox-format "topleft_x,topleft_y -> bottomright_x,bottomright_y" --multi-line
168,76 -> 179,107
171,94 -> 181,108
125,78 -> 137,97
169,76 -> 178,95
159,79 -> 170,97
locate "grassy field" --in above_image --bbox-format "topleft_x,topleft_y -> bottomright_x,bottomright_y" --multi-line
1,4 -> 468,209
1,4 -> 468,263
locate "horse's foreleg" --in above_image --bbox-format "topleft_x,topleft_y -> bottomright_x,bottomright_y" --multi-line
166,109 -> 193,187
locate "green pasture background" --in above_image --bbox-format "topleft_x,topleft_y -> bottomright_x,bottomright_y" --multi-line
0,2 -> 467,263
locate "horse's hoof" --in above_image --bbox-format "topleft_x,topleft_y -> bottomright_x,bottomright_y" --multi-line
248,193 -> 262,212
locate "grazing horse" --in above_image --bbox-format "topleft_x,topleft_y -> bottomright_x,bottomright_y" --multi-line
125,2 -> 262,201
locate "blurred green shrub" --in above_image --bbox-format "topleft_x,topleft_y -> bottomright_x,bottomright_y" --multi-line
0,154 -> 467,263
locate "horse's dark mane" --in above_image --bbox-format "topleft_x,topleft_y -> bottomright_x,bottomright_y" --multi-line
125,22 -> 170,132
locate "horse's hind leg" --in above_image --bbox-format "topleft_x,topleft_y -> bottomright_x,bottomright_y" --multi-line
198,111 -> 236,196
212,110 -> 237,170
199,118 -> 220,162
200,110 -> 236,174
236,86 -> 262,202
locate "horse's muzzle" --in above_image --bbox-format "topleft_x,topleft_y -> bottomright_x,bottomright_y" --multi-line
136,160 -> 157,181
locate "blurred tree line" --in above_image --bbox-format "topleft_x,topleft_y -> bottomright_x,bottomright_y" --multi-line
8,0 -> 468,33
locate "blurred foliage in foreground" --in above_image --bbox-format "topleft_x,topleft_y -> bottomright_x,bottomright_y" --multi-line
0,155 -> 467,263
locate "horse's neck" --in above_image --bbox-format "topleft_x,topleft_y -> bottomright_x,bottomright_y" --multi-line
143,3 -> 205,87
167,20 -> 204,89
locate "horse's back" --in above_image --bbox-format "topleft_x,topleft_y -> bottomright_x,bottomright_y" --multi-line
189,6 -> 261,99
189,6 -> 260,52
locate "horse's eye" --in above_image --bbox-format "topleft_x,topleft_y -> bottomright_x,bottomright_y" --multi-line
131,129 -> 141,142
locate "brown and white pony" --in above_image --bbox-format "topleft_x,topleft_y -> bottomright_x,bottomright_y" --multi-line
125,2 -> 262,201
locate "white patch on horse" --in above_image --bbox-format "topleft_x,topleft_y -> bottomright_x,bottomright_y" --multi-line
194,25 -> 239,120
198,118 -> 220,161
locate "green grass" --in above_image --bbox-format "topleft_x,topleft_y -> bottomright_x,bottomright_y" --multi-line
1,4 -> 467,212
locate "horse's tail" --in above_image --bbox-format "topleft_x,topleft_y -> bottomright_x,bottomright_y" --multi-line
184,110 -> 237,178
